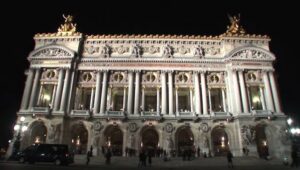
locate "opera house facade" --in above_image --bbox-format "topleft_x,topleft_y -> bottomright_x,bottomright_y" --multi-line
12,15 -> 290,158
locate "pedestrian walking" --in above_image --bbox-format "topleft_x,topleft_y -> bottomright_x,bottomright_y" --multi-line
227,150 -> 233,168
291,147 -> 298,167
148,152 -> 152,167
105,149 -> 112,165
86,151 -> 91,165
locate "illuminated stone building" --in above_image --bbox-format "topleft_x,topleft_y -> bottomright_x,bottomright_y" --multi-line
12,15 -> 290,158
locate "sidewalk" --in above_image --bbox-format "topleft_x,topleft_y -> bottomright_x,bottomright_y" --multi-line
75,155 -> 285,167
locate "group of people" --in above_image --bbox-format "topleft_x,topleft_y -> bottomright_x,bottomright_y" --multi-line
138,150 -> 152,167
86,146 -> 112,165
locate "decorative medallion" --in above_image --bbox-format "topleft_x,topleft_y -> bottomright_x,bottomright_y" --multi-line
94,121 -> 103,131
200,123 -> 210,133
128,123 -> 138,132
165,123 -> 174,133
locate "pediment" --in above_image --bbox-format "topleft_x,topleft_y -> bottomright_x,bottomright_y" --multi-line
228,47 -> 275,61
29,45 -> 75,58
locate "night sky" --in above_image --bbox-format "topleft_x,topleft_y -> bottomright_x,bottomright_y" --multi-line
0,0 -> 299,149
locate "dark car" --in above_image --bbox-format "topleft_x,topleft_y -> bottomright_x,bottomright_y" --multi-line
17,144 -> 73,165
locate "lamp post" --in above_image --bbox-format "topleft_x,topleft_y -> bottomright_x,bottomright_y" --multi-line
11,116 -> 27,159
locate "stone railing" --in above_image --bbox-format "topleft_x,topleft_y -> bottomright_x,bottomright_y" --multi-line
31,107 -> 51,115
71,110 -> 90,116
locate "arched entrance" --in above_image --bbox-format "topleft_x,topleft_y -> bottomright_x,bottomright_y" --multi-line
29,121 -> 47,144
104,125 -> 123,156
176,126 -> 194,156
141,126 -> 159,154
211,126 -> 229,156
70,122 -> 88,154
255,124 -> 269,158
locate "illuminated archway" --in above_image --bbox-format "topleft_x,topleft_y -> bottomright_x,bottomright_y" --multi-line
255,124 -> 269,158
175,126 -> 194,156
104,125 -> 123,156
211,126 -> 229,156
140,126 -> 159,153
29,121 -> 47,144
70,122 -> 88,154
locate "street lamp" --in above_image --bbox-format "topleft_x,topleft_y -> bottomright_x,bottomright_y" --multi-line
11,116 -> 27,159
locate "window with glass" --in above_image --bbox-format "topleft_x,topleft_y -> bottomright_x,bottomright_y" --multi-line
39,84 -> 55,107
178,88 -> 191,112
110,88 -> 124,111
112,94 -> 124,111
145,95 -> 157,112
248,86 -> 263,110
210,88 -> 224,112
74,87 -> 92,110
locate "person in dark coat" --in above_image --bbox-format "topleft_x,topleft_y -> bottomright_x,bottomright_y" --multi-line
105,149 -> 112,165
227,150 -> 233,168
148,152 -> 152,167
291,148 -> 298,167
86,151 -> 91,165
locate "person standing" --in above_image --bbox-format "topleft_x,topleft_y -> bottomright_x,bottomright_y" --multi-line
105,149 -> 112,165
86,151 -> 91,165
227,150 -> 233,168
148,152 -> 152,167
291,147 -> 298,167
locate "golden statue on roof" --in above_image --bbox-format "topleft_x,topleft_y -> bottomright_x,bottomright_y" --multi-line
226,14 -> 246,35
58,14 -> 77,33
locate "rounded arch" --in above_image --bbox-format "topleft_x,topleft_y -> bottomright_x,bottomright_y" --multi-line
211,125 -> 229,156
175,125 -> 194,156
104,125 -> 123,156
253,120 -> 280,158
70,122 -> 89,154
225,46 -> 275,61
140,125 -> 159,152
28,121 -> 48,145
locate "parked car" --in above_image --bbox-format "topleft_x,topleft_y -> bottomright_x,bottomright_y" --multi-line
17,143 -> 73,165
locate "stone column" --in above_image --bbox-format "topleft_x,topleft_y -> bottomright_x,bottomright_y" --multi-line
123,87 -> 127,112
134,71 -> 141,115
107,86 -> 112,111
161,71 -> 167,115
54,69 -> 65,111
60,68 -> 70,112
232,70 -> 242,113
262,71 -> 274,112
222,88 -> 227,112
168,71 -> 174,115
37,84 -> 43,106
225,72 -> 232,112
100,71 -> 108,114
127,71 -> 134,115
260,86 -> 266,110
200,72 -> 208,115
93,71 -> 102,114
29,68 -> 41,108
269,71 -> 281,113
238,70 -> 249,113
21,68 -> 35,110
194,72 -> 201,115
189,87 -> 194,113
208,88 -> 212,113
51,85 -> 57,108
175,87 -> 179,116
89,87 -> 95,110
156,86 -> 160,115
141,86 -> 145,112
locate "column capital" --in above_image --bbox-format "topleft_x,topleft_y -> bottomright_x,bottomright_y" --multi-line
199,70 -> 207,74
262,68 -> 274,73
167,70 -> 174,74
